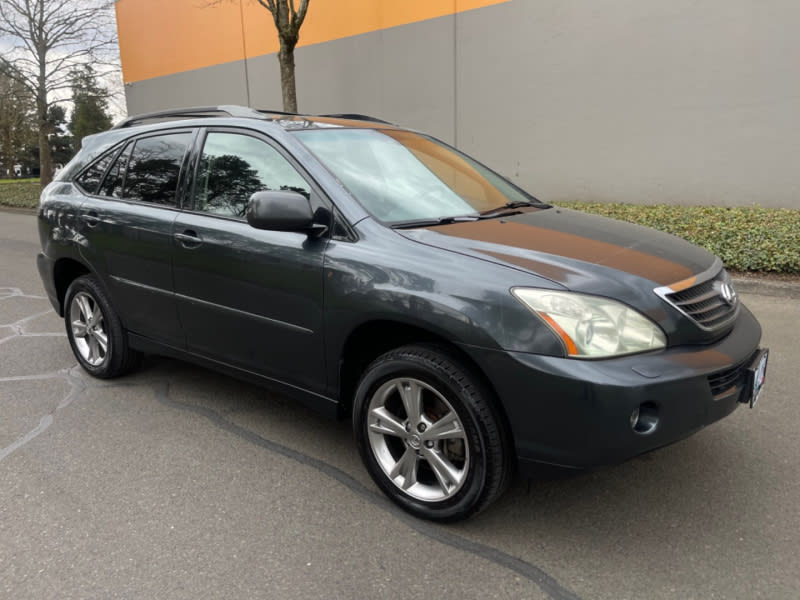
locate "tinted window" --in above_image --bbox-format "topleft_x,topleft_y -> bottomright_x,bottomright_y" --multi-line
76,152 -> 114,195
100,142 -> 133,199
124,133 -> 191,206
193,132 -> 310,218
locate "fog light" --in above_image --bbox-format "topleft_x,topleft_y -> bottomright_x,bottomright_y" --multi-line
631,402 -> 659,435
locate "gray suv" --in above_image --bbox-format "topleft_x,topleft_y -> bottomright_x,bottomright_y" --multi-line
37,106 -> 768,521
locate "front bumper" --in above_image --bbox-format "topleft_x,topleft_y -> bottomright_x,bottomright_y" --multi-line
463,305 -> 763,474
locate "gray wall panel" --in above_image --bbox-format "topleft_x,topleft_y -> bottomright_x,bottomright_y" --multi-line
124,1 -> 800,208
288,15 -> 456,144
125,60 -> 249,115
455,0 -> 800,207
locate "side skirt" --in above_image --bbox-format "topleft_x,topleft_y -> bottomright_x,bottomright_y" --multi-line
128,332 -> 340,419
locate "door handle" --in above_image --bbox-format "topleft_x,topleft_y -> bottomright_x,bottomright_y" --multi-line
174,230 -> 203,248
83,211 -> 101,227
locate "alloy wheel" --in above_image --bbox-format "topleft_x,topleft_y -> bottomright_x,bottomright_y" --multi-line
366,377 -> 469,502
69,291 -> 108,367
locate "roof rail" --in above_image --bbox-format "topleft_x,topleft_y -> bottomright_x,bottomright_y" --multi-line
318,113 -> 396,125
111,106 -> 396,129
112,105 -> 266,129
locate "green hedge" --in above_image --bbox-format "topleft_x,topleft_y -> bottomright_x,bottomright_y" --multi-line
556,202 -> 800,274
0,180 -> 40,209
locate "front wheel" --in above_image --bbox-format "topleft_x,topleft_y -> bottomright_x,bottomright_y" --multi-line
64,275 -> 141,378
353,345 -> 512,521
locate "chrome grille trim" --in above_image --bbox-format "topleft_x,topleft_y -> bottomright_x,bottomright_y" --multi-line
654,258 -> 740,332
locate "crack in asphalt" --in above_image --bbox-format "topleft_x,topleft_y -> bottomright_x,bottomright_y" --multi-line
150,381 -> 584,600
0,287 -> 84,463
0,292 -> 584,600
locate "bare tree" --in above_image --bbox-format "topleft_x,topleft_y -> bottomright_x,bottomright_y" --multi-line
0,66 -> 35,178
209,0 -> 310,113
260,0 -> 310,113
0,0 -> 117,187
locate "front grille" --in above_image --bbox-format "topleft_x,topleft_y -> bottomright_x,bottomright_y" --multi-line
707,363 -> 746,397
658,267 -> 739,331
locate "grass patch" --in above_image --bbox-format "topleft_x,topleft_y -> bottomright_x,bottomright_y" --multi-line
0,177 -> 39,184
556,202 -> 800,274
0,180 -> 40,209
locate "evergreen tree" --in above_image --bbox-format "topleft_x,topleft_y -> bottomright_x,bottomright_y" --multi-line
48,105 -> 74,167
69,65 -> 112,153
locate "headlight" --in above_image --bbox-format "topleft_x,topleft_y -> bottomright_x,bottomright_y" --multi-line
512,288 -> 666,358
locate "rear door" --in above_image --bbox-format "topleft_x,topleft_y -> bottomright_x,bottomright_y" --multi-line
172,128 -> 330,395
77,129 -> 194,346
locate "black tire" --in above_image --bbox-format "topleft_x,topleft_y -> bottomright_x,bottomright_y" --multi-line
353,344 -> 512,522
64,275 -> 141,378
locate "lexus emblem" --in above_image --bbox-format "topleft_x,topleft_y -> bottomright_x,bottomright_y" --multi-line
718,281 -> 737,306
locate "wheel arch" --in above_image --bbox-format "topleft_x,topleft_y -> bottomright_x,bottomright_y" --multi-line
53,257 -> 92,316
336,319 -> 516,452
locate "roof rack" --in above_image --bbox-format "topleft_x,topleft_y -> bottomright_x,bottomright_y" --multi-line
112,105 -> 267,129
318,113 -> 395,125
112,105 -> 395,129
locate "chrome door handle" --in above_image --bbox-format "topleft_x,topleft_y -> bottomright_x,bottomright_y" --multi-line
174,230 -> 202,248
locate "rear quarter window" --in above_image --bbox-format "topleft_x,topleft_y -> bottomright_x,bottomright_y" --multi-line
75,152 -> 115,195
123,133 -> 192,206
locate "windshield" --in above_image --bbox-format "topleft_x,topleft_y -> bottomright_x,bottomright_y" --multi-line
294,128 -> 536,224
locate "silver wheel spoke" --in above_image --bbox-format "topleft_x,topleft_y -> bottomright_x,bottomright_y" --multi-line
71,320 -> 88,338
94,330 -> 108,354
88,307 -> 102,328
397,380 -> 422,423
76,295 -> 93,324
421,411 -> 464,441
88,335 -> 100,363
389,448 -> 418,489
422,447 -> 462,494
368,406 -> 407,438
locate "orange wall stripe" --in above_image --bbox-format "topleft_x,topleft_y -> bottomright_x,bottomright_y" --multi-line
116,0 -> 510,84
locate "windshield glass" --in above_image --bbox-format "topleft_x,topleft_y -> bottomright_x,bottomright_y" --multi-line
294,128 -> 535,223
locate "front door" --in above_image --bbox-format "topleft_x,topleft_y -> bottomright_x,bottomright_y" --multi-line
172,129 -> 329,395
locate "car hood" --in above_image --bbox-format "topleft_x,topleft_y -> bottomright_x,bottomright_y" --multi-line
396,207 -> 717,292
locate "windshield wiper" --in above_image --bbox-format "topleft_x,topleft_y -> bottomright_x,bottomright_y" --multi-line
477,200 -> 551,219
389,201 -> 552,229
389,214 -> 479,229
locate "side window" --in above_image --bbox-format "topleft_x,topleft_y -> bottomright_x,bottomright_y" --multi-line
75,151 -> 115,195
100,142 -> 133,199
124,133 -> 191,206
193,132 -> 310,218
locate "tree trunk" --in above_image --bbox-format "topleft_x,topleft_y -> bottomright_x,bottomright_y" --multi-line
37,98 -> 52,187
278,40 -> 298,113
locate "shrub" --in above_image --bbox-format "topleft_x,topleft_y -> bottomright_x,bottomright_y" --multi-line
0,180 -> 40,210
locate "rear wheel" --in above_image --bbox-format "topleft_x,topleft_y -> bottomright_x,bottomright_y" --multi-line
64,275 -> 141,378
353,345 -> 512,521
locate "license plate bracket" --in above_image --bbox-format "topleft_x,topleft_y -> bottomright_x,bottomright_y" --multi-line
744,348 -> 769,408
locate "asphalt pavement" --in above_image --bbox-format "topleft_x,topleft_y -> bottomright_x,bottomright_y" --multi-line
1,209 -> 798,599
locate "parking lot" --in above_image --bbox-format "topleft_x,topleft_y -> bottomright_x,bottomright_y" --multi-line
2,209 -> 798,599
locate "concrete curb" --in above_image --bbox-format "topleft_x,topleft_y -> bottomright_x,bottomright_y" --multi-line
732,277 -> 800,299
0,206 -> 37,215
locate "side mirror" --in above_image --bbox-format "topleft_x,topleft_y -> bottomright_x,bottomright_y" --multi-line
246,190 -> 324,235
